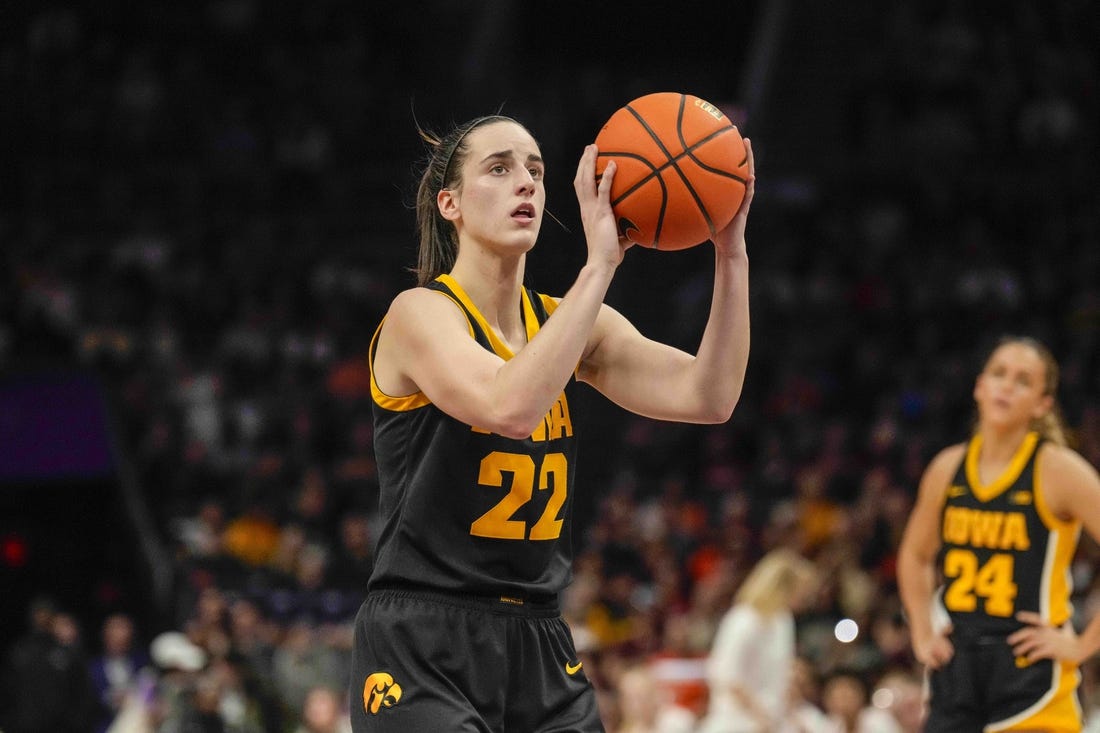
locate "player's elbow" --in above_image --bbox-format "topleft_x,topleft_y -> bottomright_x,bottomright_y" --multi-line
699,391 -> 741,424
688,404 -> 735,425
701,405 -> 736,425
490,404 -> 544,440
496,420 -> 539,441
897,541 -> 935,571
684,369 -> 745,424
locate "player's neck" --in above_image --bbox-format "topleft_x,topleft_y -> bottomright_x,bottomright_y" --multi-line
448,256 -> 526,343
978,424 -> 1032,465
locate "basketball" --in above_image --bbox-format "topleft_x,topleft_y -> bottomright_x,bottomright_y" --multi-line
594,92 -> 749,250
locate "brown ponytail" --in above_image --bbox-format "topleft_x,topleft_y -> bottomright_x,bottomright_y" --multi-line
411,115 -> 522,286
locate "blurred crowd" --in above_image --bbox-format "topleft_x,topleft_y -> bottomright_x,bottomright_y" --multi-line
3,1 -> 1100,732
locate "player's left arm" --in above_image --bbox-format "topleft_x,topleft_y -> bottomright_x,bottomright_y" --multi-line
1009,444 -> 1100,664
575,141 -> 755,424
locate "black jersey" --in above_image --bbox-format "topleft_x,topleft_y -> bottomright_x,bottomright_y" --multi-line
937,432 -> 1081,636
366,274 -> 580,600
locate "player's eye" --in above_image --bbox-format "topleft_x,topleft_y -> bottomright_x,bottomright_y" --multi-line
490,164 -> 507,174
528,167 -> 544,180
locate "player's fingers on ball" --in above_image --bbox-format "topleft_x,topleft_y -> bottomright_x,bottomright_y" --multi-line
576,145 -> 596,188
598,160 -> 616,195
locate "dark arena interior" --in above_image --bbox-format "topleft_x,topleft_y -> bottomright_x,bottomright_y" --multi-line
2,1 -> 1098,731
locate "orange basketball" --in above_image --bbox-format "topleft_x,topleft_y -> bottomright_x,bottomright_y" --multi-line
594,92 -> 748,250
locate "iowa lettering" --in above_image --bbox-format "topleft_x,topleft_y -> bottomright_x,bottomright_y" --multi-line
943,507 -> 1030,550
471,393 -> 574,442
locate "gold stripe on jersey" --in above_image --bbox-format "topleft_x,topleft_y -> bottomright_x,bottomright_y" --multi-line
369,317 -> 432,412
986,659 -> 1082,732
1033,449 -> 1082,627
436,274 -> 537,360
521,287 -> 540,344
533,292 -> 585,379
429,287 -> 478,341
966,432 -> 1040,503
368,284 -> 481,414
538,293 -> 560,316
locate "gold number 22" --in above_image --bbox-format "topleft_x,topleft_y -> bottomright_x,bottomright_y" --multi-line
470,451 -> 567,541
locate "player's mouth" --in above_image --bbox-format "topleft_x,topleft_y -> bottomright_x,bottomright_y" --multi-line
512,203 -> 536,222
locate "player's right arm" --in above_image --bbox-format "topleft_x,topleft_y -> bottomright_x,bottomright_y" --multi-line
372,147 -> 627,440
373,268 -> 608,440
898,443 -> 965,669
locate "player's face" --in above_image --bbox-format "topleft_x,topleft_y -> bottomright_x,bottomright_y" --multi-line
973,343 -> 1053,429
442,121 -> 545,251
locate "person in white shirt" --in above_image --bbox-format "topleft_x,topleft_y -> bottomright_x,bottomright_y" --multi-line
698,547 -> 817,733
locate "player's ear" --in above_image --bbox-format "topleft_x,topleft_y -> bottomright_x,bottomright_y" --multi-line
438,188 -> 460,222
1032,393 -> 1054,421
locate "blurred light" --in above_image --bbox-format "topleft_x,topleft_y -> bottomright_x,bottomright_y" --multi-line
2,533 -> 28,567
871,687 -> 895,709
834,618 -> 859,643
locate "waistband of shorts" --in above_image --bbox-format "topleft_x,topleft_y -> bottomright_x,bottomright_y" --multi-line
948,627 -> 1012,646
367,585 -> 561,617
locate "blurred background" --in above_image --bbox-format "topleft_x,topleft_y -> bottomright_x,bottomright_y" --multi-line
2,0 -> 1098,731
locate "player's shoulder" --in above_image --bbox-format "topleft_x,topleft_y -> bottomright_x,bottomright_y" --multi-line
916,443 -> 967,499
929,442 -> 968,473
377,287 -> 472,351
1038,441 -> 1100,484
387,285 -> 466,323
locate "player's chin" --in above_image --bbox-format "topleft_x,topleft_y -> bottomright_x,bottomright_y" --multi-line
511,221 -> 542,243
503,231 -> 539,254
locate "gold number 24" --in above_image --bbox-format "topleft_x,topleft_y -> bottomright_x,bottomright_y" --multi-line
943,548 -> 1017,617
470,451 -> 567,540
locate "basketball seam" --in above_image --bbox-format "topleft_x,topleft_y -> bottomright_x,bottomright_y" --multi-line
685,135 -> 749,182
614,95 -> 742,245
598,152 -> 670,246
600,131 -> 745,194
621,99 -> 697,244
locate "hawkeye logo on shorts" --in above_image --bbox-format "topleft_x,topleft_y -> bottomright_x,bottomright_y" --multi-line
363,672 -> 403,715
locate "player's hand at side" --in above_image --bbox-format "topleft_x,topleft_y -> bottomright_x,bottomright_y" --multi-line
1009,611 -> 1085,664
712,137 -> 755,259
574,144 -> 632,271
912,626 -> 955,670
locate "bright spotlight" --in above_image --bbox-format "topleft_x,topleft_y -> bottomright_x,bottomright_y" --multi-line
834,618 -> 859,643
